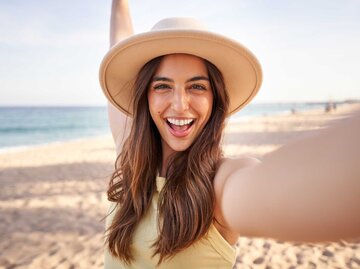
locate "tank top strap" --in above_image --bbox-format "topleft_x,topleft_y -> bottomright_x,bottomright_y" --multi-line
156,176 -> 166,192
207,224 -> 236,264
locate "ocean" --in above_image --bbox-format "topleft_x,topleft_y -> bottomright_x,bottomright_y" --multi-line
0,103 -> 332,151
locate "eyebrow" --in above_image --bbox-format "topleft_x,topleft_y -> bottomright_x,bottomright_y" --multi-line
187,76 -> 209,83
152,76 -> 209,83
152,76 -> 174,82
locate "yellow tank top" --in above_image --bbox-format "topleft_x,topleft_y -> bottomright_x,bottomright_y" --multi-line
104,176 -> 236,269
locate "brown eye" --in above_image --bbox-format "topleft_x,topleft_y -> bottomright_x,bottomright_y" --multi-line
154,84 -> 171,90
190,84 -> 206,90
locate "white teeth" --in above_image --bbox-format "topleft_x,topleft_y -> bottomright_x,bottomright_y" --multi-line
167,118 -> 194,126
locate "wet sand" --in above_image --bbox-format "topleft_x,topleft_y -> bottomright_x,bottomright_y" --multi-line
0,103 -> 359,269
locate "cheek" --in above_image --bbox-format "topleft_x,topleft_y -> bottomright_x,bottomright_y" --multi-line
196,95 -> 213,118
148,94 -> 166,118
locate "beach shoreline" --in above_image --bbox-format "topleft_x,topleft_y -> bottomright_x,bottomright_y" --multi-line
0,101 -> 356,154
1,101 -> 355,154
0,103 -> 359,269
0,134 -> 113,155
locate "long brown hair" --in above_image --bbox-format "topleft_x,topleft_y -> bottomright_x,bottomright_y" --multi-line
106,54 -> 229,264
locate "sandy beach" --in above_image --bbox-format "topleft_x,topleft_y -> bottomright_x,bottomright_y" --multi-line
0,103 -> 359,269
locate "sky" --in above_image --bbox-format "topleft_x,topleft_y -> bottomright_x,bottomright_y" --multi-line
0,0 -> 359,106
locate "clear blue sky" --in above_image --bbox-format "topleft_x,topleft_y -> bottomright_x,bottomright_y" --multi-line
1,0 -> 359,105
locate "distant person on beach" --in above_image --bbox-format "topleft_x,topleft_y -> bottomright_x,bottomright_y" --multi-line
100,1 -> 360,268
325,102 -> 337,113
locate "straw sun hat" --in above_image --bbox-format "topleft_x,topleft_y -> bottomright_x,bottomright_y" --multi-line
99,17 -> 262,117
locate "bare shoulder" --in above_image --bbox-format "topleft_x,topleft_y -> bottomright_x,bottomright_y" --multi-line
212,156 -> 261,242
214,156 -> 261,199
216,156 -> 261,177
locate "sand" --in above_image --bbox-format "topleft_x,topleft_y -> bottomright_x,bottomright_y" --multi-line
0,103 -> 359,269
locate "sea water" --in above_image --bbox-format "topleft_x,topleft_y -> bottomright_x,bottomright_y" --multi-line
0,106 -> 109,150
0,103 -> 332,150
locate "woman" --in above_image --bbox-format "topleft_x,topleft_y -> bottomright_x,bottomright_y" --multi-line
101,1 -> 360,268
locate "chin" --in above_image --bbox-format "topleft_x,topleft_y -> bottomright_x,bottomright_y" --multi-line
168,142 -> 192,153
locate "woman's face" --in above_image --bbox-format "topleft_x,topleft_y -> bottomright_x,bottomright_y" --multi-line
148,54 -> 213,154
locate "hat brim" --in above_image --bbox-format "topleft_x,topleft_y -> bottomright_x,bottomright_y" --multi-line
99,29 -> 262,117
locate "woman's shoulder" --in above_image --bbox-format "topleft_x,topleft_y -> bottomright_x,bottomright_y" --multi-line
216,156 -> 261,180
217,156 -> 261,168
213,156 -> 261,199
212,156 -> 261,241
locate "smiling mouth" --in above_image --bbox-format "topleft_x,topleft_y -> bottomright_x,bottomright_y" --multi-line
166,118 -> 195,133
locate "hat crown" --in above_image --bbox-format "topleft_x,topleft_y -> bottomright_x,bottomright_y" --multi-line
151,17 -> 208,31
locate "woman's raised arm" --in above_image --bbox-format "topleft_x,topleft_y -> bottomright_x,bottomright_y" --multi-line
107,0 -> 133,154
221,111 -> 360,242
110,0 -> 133,47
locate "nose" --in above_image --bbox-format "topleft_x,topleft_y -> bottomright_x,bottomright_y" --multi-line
171,87 -> 189,112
